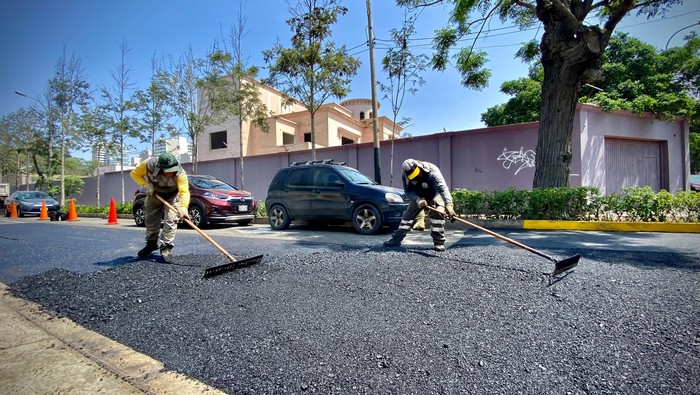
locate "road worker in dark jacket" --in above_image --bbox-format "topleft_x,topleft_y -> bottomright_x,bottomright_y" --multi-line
384,159 -> 456,251
130,153 -> 190,259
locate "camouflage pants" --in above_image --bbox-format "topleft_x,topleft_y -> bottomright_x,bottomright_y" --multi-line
391,194 -> 446,245
144,194 -> 180,246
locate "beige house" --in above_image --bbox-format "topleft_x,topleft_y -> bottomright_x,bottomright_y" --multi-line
198,80 -> 402,161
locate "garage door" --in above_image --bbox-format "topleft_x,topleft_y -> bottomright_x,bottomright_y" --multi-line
605,138 -> 664,194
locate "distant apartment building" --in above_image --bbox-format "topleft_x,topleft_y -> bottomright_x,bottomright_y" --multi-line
92,143 -> 134,175
155,136 -> 191,163
197,78 -> 402,162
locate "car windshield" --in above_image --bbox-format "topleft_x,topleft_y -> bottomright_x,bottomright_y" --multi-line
19,192 -> 50,199
191,177 -> 237,191
691,175 -> 700,183
336,167 -> 376,185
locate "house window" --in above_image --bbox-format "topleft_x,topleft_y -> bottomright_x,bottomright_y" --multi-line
304,132 -> 311,143
341,137 -> 354,145
359,112 -> 365,120
210,131 -> 227,150
282,132 -> 294,145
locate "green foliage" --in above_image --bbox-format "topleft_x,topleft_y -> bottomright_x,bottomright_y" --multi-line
451,186 -> 700,223
203,50 -> 270,133
482,33 -> 699,129
691,132 -> 700,174
131,57 -> 177,154
262,0 -> 360,159
451,189 -> 488,215
64,175 -> 84,197
256,200 -> 267,218
74,201 -> 133,215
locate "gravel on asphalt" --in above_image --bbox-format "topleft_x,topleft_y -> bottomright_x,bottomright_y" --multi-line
9,244 -> 700,394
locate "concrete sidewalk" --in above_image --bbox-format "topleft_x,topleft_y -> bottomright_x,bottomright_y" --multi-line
0,283 -> 225,395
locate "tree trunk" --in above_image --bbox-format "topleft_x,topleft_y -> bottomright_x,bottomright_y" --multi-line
533,17 -> 608,188
310,112 -> 317,161
533,57 -> 580,188
239,114 -> 245,189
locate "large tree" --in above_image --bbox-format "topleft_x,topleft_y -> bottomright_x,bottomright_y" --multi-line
162,46 -> 214,174
378,9 -> 429,186
399,0 -> 683,188
202,3 -> 270,189
101,40 -> 141,203
50,47 -> 91,205
0,109 -> 45,191
76,98 -> 115,207
481,32 -> 699,172
263,0 -> 361,161
133,55 -> 176,158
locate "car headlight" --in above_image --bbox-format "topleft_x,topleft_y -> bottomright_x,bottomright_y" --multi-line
384,192 -> 403,203
203,192 -> 229,200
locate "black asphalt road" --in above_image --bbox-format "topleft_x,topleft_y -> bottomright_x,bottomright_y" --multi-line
2,217 -> 699,394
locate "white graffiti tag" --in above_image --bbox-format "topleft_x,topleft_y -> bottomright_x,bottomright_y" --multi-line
497,147 -> 536,175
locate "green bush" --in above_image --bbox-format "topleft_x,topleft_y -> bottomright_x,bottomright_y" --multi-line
256,200 -> 267,218
451,186 -> 700,223
72,201 -> 133,215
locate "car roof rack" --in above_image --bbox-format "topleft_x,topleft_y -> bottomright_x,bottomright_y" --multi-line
290,159 -> 346,167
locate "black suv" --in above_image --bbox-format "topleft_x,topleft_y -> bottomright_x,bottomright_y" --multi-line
265,160 -> 408,234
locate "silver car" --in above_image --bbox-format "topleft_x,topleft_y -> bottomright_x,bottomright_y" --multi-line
3,191 -> 60,217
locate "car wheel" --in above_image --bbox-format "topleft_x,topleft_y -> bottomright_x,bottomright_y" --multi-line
237,220 -> 252,226
188,204 -> 206,228
352,204 -> 382,235
269,205 -> 291,230
132,201 -> 145,227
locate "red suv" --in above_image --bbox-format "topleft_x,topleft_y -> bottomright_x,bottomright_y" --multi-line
132,175 -> 257,227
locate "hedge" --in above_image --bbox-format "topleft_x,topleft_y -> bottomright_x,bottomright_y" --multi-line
452,186 -> 700,223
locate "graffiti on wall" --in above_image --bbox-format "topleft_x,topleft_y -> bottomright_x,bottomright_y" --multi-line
497,147 -> 535,175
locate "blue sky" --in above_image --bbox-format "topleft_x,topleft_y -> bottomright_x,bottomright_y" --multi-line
1,1 -> 698,160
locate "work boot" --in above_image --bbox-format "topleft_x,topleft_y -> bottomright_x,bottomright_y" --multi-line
383,237 -> 402,248
433,244 -> 445,252
137,241 -> 159,258
160,243 -> 174,260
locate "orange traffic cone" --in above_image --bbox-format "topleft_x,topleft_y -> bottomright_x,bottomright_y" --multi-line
67,199 -> 79,221
38,200 -> 49,220
107,197 -> 119,225
9,202 -> 18,219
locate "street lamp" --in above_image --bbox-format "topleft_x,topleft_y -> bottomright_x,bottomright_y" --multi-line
14,90 -> 33,99
665,21 -> 699,50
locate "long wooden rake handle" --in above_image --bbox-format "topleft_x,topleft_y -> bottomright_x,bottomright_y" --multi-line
426,206 -> 556,262
155,194 -> 238,263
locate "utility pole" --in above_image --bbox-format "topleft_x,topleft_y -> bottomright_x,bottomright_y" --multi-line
366,0 -> 381,184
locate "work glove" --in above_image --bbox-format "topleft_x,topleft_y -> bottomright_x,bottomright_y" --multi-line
143,183 -> 155,196
416,198 -> 428,209
177,206 -> 190,220
446,203 -> 456,219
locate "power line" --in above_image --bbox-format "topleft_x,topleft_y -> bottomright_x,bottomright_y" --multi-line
347,9 -> 700,55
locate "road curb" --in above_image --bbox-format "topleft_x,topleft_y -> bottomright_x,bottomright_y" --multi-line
0,283 -> 226,395
522,220 -> 700,233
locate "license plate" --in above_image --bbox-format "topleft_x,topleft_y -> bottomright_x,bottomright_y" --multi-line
238,205 -> 248,211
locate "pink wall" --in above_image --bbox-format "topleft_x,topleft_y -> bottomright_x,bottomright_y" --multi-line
75,105 -> 688,206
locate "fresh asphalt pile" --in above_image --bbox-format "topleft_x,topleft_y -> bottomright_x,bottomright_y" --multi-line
9,244 -> 700,394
